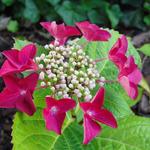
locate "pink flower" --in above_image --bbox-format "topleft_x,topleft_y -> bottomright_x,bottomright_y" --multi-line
80,88 -> 117,144
76,21 -> 111,42
43,97 -> 76,134
40,21 -> 81,45
109,35 -> 128,69
0,73 -> 39,116
118,56 -> 142,99
0,44 -> 37,77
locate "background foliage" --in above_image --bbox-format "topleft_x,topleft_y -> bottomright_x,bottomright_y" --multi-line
0,0 -> 150,30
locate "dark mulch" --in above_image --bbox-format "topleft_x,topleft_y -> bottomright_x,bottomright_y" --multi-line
0,27 -> 150,150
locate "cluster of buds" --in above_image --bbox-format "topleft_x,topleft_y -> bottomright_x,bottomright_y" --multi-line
36,40 -> 101,101
0,20 -> 142,145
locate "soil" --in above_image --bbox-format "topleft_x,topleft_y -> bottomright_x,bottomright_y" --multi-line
0,26 -> 150,150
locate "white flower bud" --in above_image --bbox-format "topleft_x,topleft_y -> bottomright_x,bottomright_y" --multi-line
47,82 -> 51,86
85,95 -> 92,101
78,49 -> 82,54
64,94 -> 69,98
61,79 -> 66,84
59,66 -> 63,71
46,70 -> 51,74
49,44 -> 54,49
77,92 -> 82,98
74,89 -> 80,94
56,85 -> 60,89
54,40 -> 59,46
40,54 -> 45,60
47,64 -> 51,69
69,84 -> 73,88
74,70 -> 79,75
39,64 -> 44,69
72,62 -> 76,66
99,82 -> 105,87
58,91 -> 63,96
36,57 -> 41,62
39,72 -> 45,80
51,87 -> 55,92
41,81 -> 46,87
44,44 -> 49,49
80,78 -> 84,82
100,76 -> 106,82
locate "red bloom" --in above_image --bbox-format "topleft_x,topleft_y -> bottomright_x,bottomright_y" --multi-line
43,97 -> 76,134
76,21 -> 111,42
0,73 -> 39,116
109,35 -> 128,69
40,21 -> 81,45
0,44 -> 37,77
118,56 -> 142,99
80,88 -> 117,144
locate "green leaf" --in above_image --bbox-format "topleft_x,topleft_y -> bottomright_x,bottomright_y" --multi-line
56,1 -> 87,25
144,15 -> 150,26
2,0 -> 14,6
138,43 -> 150,56
106,4 -> 123,28
46,0 -> 61,6
144,2 -> 150,12
121,0 -> 143,7
23,0 -> 40,23
78,29 -> 141,118
121,10 -> 144,29
12,112 -> 150,150
7,20 -> 19,33
13,39 -> 31,49
88,10 -> 107,25
139,77 -> 150,95
96,115 -> 150,150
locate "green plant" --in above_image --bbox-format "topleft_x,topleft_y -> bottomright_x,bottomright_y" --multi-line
9,28 -> 149,149
0,0 -> 149,30
7,19 -> 19,33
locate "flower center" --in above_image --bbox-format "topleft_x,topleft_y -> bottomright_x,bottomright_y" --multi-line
50,106 -> 58,115
20,90 -> 26,96
87,110 -> 94,116
36,39 -> 102,101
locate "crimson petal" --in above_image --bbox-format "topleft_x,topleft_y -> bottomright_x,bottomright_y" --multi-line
19,44 -> 37,64
91,108 -> 117,128
92,87 -> 105,108
2,50 -> 19,67
16,91 -> 36,116
83,114 -> 101,144
43,109 -> 65,134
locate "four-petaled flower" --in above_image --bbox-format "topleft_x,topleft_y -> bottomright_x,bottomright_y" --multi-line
118,56 -> 142,99
0,44 -> 37,77
76,21 -> 111,42
0,73 -> 39,116
43,97 -> 76,134
80,88 -> 117,144
109,35 -> 128,69
40,21 -> 81,45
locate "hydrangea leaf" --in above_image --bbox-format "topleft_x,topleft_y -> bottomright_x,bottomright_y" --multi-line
12,113 -> 150,150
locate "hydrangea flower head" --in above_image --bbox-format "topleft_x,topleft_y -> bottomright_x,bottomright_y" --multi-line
0,20 -> 142,145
